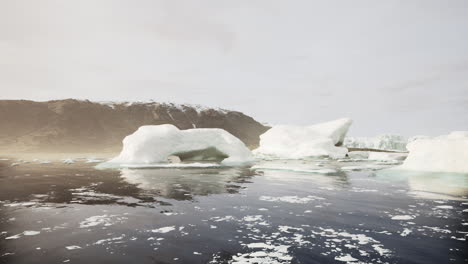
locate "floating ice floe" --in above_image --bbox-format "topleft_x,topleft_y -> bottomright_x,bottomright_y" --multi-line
335,254 -> 358,262
121,163 -> 221,169
95,235 -> 126,245
434,205 -> 453,209
65,245 -> 82,250
347,151 -> 369,159
5,234 -> 21,240
391,215 -> 415,220
231,242 -> 292,263
259,195 -> 324,204
400,228 -> 412,237
340,164 -> 388,171
5,230 -> 40,240
23,231 -> 40,236
151,226 -> 176,233
391,131 -> 468,173
99,125 -> 253,167
79,214 -> 127,228
62,158 -> 75,164
86,158 -> 104,163
252,164 -> 337,174
254,118 -> 352,159
344,134 -> 408,151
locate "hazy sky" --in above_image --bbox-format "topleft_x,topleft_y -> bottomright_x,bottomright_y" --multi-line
1,0 -> 467,136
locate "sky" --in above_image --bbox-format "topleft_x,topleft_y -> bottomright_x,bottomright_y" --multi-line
1,0 -> 467,136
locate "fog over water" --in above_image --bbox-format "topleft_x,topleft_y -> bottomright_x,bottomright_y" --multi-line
1,0 -> 468,136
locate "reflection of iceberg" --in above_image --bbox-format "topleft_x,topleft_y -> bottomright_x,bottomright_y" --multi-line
393,131 -> 468,173
120,167 -> 256,200
254,118 -> 352,159
377,170 -> 468,200
252,159 -> 350,186
100,125 -> 254,168
407,174 -> 468,200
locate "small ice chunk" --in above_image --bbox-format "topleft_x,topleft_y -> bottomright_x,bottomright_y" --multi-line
66,245 -> 82,250
259,195 -> 324,204
335,254 -> 358,262
5,234 -> 21,240
62,159 -> 75,164
400,228 -> 412,237
391,215 -> 415,220
435,205 -> 453,209
151,226 -> 176,233
23,231 -> 40,236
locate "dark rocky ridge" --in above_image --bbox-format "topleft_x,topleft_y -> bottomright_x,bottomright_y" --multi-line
0,99 -> 269,154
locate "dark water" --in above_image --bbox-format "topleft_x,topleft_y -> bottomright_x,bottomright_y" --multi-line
0,158 -> 467,264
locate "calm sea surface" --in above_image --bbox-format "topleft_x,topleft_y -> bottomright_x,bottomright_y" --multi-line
0,158 -> 467,264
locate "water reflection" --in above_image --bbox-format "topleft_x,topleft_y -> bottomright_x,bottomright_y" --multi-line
251,159 -> 352,186
0,162 -> 260,206
377,170 -> 468,200
120,166 -> 258,200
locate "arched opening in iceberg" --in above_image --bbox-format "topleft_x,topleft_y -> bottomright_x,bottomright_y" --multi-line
99,125 -> 254,168
171,147 -> 229,163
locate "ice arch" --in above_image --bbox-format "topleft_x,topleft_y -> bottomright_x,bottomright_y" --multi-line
101,125 -> 254,167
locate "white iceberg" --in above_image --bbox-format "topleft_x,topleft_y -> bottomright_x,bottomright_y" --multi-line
392,131 -> 468,173
368,152 -> 408,161
347,151 -> 369,159
100,125 -> 253,167
253,118 -> 352,159
345,134 -> 408,151
408,135 -> 431,143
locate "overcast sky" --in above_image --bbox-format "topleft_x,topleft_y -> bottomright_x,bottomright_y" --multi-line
1,0 -> 467,136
